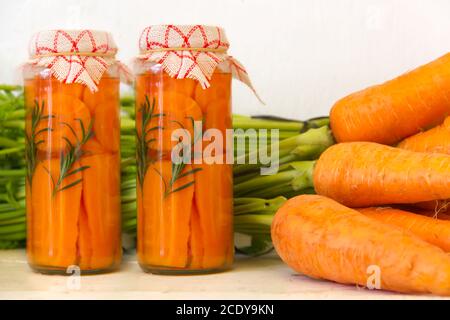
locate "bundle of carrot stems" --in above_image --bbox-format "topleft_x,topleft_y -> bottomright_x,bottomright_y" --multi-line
0,85 -> 334,254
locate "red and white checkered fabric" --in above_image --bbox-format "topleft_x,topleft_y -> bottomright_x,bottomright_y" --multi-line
27,30 -> 131,91
136,25 -> 259,98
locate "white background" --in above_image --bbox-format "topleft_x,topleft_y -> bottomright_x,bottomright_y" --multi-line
0,0 -> 449,118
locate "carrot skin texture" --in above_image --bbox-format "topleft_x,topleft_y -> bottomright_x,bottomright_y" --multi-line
314,142 -> 450,207
271,195 -> 450,295
330,53 -> 450,144
359,207 -> 450,252
398,117 -> 450,154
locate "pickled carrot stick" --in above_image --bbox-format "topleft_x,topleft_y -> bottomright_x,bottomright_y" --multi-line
139,161 -> 163,266
203,99 -> 232,139
193,160 -> 233,269
78,202 -> 92,269
189,203 -> 204,269
82,77 -> 119,114
142,91 -> 202,154
55,83 -> 85,100
194,72 -> 232,113
140,160 -> 194,268
93,101 -> 120,153
163,74 -> 197,98
81,153 -> 121,269
31,159 -> 82,268
35,93 -> 91,154
81,137 -> 107,155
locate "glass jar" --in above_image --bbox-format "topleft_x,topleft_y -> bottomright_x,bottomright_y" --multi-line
24,34 -> 122,274
135,62 -> 234,274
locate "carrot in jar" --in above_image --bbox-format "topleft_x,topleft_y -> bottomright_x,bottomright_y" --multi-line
35,93 -> 91,155
203,99 -> 232,141
80,152 -> 121,270
162,74 -> 197,98
81,137 -> 107,155
139,91 -> 202,155
77,202 -> 93,269
92,101 -> 120,153
82,77 -> 119,114
194,72 -> 231,113
30,159 -> 82,268
188,203 -> 204,269
139,160 -> 194,268
193,159 -> 233,269
54,83 -> 85,100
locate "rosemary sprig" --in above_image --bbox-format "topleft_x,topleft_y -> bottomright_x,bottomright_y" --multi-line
25,100 -> 51,185
164,116 -> 202,197
49,119 -> 93,196
136,95 -> 164,187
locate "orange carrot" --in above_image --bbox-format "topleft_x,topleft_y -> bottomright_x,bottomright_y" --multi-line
397,119 -> 450,212
203,99 -> 232,141
359,207 -> 450,252
138,160 -> 194,269
82,77 -> 119,114
194,72 -> 231,113
137,91 -> 203,155
29,159 -> 82,268
314,142 -> 450,207
78,202 -> 93,269
80,153 -> 121,270
81,137 -> 108,155
193,160 -> 233,270
188,203 -> 204,269
93,101 -> 120,153
330,53 -> 450,145
271,195 -> 450,295
35,93 -> 91,154
398,116 -> 450,154
163,74 -> 197,98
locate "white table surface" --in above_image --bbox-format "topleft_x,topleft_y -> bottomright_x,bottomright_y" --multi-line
0,249 -> 442,300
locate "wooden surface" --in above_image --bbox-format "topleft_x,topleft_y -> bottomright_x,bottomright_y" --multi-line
0,249 -> 443,300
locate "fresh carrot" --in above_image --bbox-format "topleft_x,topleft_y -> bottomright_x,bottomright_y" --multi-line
398,116 -> 450,154
397,118 -> 450,213
409,200 -> 449,213
330,53 -> 450,145
359,207 -> 450,252
271,195 -> 450,295
314,142 -> 450,207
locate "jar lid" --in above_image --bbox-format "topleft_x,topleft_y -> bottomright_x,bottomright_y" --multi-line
136,25 -> 261,101
26,29 -> 131,91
